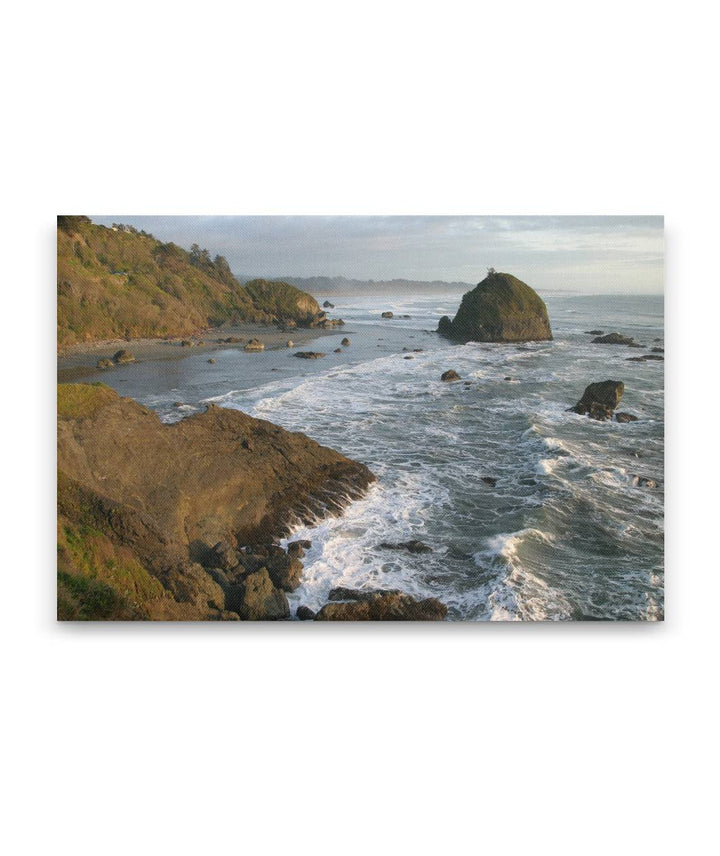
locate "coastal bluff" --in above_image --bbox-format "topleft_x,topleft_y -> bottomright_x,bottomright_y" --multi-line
438,271 -> 552,343
57,384 -> 375,620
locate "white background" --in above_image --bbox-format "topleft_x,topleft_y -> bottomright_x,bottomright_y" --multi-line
2,1 -> 718,854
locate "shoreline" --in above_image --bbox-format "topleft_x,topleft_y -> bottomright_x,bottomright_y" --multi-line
57,322 -> 346,382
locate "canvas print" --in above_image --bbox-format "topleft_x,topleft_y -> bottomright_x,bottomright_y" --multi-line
57,215 -> 664,621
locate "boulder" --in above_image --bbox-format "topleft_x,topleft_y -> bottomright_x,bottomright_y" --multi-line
296,605 -> 316,620
97,358 -> 113,369
294,351 -> 326,359
441,370 -> 461,382
208,540 -> 241,571
381,311 -> 394,318
315,588 -> 447,621
264,552 -> 304,592
377,540 -> 432,554
615,412 -> 638,423
244,339 -> 265,352
569,380 -> 624,421
208,358 -> 216,363
437,271 -> 552,343
113,349 -> 135,364
225,568 -> 290,620
591,332 -> 635,345
341,338 -> 351,347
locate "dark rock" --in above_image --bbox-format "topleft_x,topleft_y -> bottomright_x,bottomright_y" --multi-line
334,348 -> 342,353
381,311 -> 394,318
651,347 -> 664,353
296,605 -> 316,620
569,380 -> 624,421
437,271 -> 552,343
225,568 -> 290,620
323,301 -> 335,308
181,340 -> 192,347
481,476 -> 497,486
265,552 -> 304,592
315,588 -> 447,621
585,330 -> 604,335
504,376 -> 512,381
378,540 -> 432,554
341,338 -> 351,347
207,567 -> 232,590
113,349 -> 135,364
615,412 -> 638,423
97,358 -> 113,369
173,401 -> 184,408
208,358 -> 216,363
404,355 -> 414,360
633,476 -> 658,489
208,540 -> 241,571
294,351 -> 326,359
591,332 -> 635,345
642,354 -> 664,361
287,541 -> 306,558
627,342 -> 643,348
297,539 -> 312,550
441,370 -> 461,382
626,357 -> 646,362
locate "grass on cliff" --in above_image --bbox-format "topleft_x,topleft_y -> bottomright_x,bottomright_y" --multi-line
57,382 -> 118,419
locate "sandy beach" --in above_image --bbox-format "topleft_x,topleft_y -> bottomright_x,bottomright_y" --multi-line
57,322 -> 344,381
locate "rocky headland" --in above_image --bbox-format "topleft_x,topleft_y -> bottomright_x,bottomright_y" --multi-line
57,383 -> 377,620
437,271 -> 552,343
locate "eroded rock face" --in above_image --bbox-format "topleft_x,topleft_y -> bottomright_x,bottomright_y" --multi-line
314,588 -> 447,621
437,272 -> 552,343
569,380 -> 625,421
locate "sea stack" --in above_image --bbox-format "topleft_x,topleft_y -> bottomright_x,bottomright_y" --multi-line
438,271 -> 552,343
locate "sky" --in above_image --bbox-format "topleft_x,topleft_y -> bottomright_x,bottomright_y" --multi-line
91,215 -> 664,293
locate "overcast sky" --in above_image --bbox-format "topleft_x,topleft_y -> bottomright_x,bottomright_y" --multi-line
91,215 -> 663,293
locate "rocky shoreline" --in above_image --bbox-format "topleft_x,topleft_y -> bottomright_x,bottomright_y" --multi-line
57,383 -> 447,621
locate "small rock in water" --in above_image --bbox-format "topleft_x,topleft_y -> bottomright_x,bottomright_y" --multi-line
569,380 -> 624,421
651,347 -> 664,353
335,348 -> 342,353
341,338 -> 351,347
208,358 -> 216,363
633,475 -> 658,488
294,351 -> 326,359
97,358 -> 113,369
378,540 -> 432,554
591,333 -> 635,345
404,355 -> 414,359
615,412 -> 638,423
381,311 -> 394,318
481,476 -> 497,487
113,349 -> 135,363
441,370 -> 461,382
244,339 -> 265,352
504,376 -> 512,381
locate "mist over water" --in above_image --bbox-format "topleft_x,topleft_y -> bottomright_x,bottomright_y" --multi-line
93,290 -> 664,620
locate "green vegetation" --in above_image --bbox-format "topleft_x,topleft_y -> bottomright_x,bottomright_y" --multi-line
244,279 -> 320,323
57,217 -> 320,347
57,382 -> 118,419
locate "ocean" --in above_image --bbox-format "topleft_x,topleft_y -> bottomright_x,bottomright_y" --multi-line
93,291 -> 664,621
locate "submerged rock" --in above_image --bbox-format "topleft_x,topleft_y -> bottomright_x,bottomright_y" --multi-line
378,540 -> 432,554
437,271 -> 552,343
315,588 -> 447,621
208,358 -> 216,363
569,380 -> 624,421
591,332 -> 635,345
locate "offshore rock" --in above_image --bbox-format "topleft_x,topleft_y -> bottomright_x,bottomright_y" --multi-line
569,380 -> 624,421
437,271 -> 552,343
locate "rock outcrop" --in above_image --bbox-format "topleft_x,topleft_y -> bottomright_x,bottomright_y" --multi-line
437,272 -> 552,343
591,332 -> 635,345
314,588 -> 447,621
57,383 -> 375,620
441,370 -> 461,382
569,380 -> 624,421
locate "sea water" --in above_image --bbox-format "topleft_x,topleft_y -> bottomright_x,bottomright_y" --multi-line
91,291 -> 664,621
